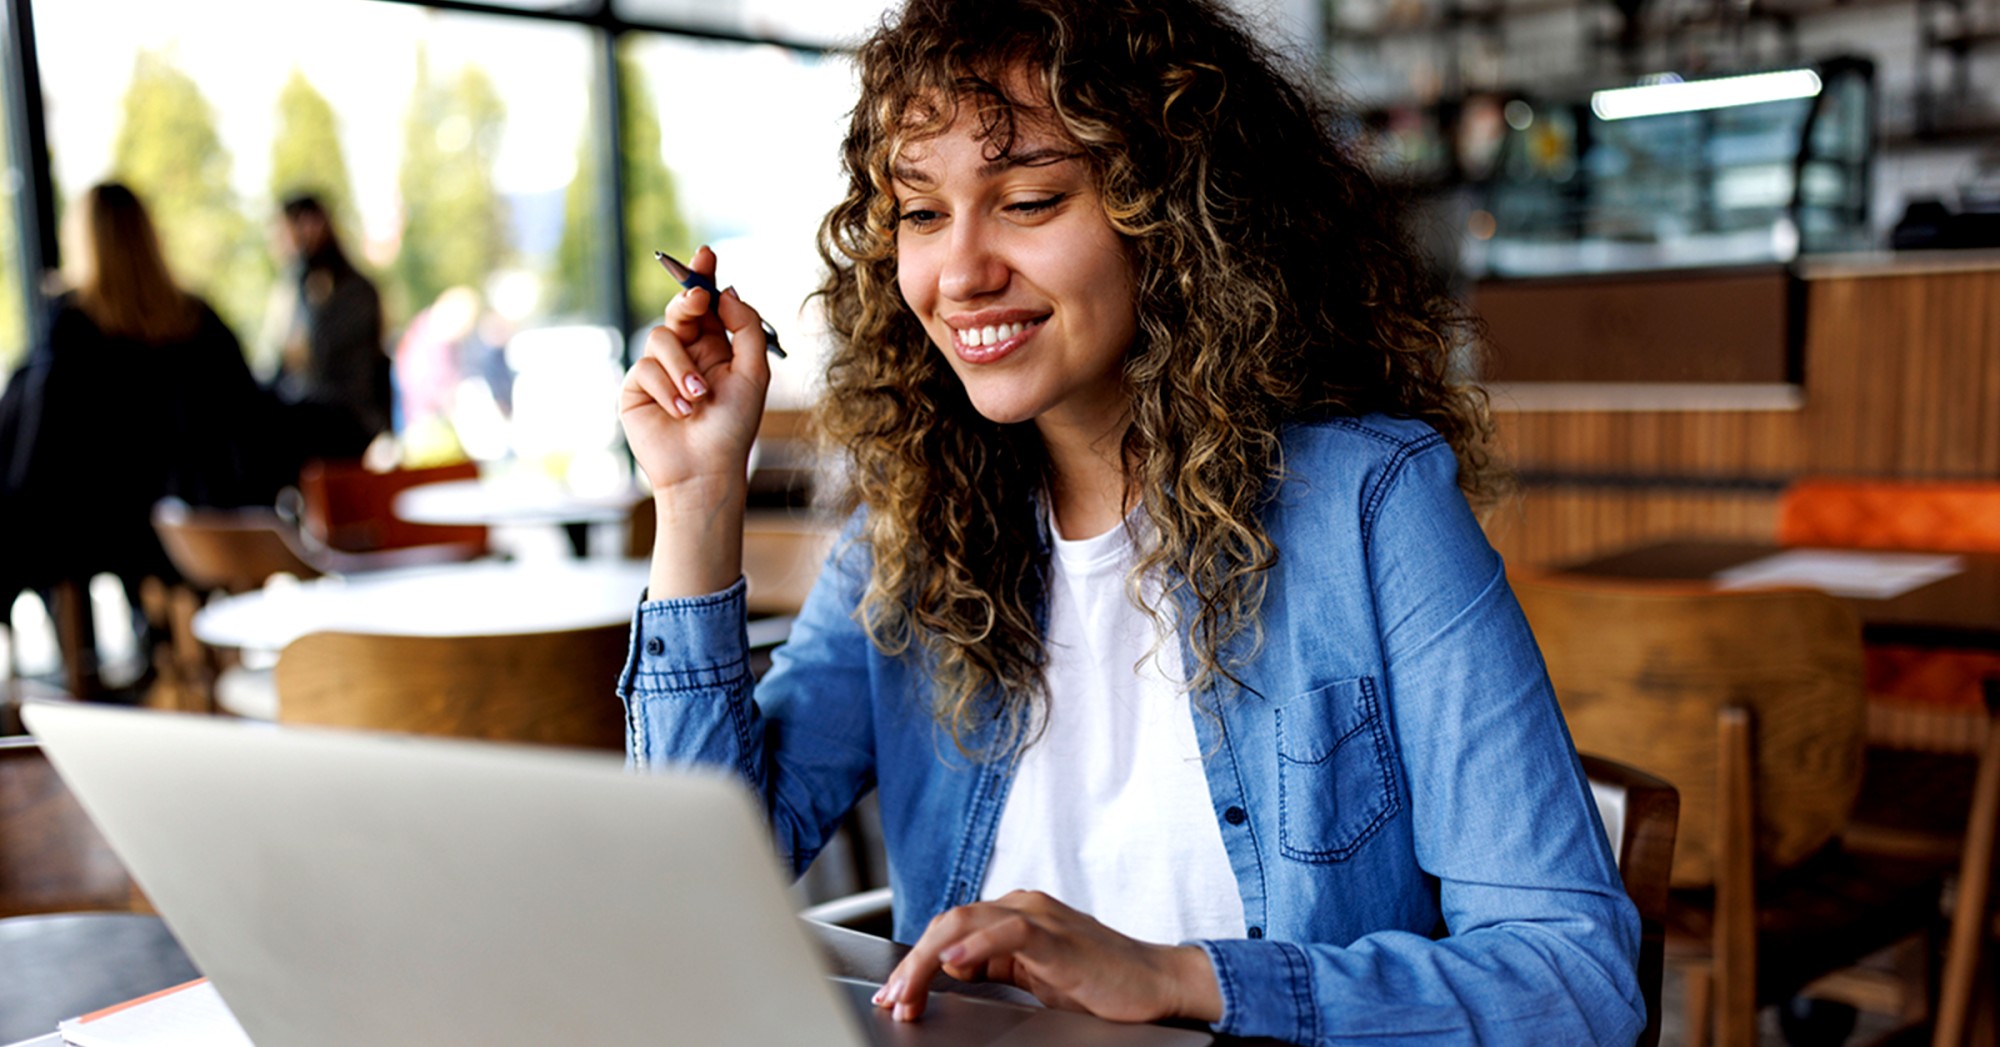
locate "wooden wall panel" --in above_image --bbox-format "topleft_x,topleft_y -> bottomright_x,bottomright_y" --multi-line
1483,487 -> 1780,568
1484,266 -> 2000,567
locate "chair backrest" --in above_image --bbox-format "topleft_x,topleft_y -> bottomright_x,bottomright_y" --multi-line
1777,478 -> 2000,554
0,732 -> 134,918
296,459 -> 488,556
273,625 -> 629,750
151,499 -> 323,595
1514,574 -> 1867,888
1580,752 -> 1679,1047
742,520 -> 837,616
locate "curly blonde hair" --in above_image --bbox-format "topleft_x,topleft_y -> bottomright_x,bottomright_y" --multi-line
814,0 -> 1499,756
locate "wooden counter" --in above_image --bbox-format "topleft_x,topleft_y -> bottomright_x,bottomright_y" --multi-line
1482,259 -> 2000,568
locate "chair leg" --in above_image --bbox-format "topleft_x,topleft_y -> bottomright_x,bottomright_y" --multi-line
49,579 -> 100,699
1933,680 -> 2000,1047
1685,961 -> 1716,1047
1717,707 -> 1760,1047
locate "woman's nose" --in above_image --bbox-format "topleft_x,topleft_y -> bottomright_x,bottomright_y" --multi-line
937,220 -> 1008,302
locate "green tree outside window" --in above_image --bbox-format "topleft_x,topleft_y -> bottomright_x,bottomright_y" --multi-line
390,47 -> 509,323
110,49 -> 269,343
549,45 -> 693,332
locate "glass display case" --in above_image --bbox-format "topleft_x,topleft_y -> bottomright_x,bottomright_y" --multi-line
1468,57 -> 1874,278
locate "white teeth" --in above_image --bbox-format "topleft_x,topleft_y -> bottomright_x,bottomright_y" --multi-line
958,321 -> 1031,347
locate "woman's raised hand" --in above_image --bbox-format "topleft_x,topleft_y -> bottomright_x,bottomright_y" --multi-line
618,246 -> 773,597
871,890 -> 1223,1027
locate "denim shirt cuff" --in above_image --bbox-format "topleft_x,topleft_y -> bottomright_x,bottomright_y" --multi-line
618,577 -> 751,696
1194,937 -> 1317,1044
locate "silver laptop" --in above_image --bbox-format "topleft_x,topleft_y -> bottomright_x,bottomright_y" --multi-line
24,702 -> 1209,1046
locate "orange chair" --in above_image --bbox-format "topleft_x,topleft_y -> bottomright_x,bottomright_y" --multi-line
296,459 -> 488,559
1777,478 -> 2000,754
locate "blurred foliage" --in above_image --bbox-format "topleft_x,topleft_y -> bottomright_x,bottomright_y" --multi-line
549,44 -> 693,331
110,50 -> 271,343
270,69 -> 358,238
0,167 -> 25,376
390,47 -> 509,325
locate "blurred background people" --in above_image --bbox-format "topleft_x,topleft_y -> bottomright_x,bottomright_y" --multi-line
0,181 -> 285,687
271,193 -> 390,464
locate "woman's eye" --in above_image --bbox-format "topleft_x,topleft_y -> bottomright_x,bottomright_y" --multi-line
1007,194 -> 1068,216
898,209 -> 943,229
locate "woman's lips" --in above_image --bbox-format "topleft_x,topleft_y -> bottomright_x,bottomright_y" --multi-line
951,318 -> 1045,364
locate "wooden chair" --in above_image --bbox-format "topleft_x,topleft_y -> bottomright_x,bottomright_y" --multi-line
1930,678 -> 2000,1046
1515,573 -> 1950,1047
296,459 -> 488,559
149,499 -> 327,715
1581,752 -> 1680,1047
273,624 -> 629,750
742,518 -> 837,617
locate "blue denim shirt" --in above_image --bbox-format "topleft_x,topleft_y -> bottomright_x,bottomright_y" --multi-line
619,415 -> 1643,1045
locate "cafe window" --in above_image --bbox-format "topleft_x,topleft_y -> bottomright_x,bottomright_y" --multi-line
0,69 -> 26,381
613,0 -> 890,47
32,0 -> 621,477
619,31 -> 856,411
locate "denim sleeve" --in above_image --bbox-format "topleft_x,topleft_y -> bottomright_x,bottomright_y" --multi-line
1197,442 -> 1645,1045
617,514 -> 879,877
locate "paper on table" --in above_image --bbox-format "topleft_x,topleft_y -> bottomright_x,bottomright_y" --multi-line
58,979 -> 253,1047
1712,548 -> 1965,600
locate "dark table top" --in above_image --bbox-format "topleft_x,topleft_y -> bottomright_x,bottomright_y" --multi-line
1557,539 -> 2000,650
0,912 -> 201,1045
4,916 -> 1242,1047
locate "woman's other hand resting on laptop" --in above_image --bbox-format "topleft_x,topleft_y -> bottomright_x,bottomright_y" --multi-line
873,890 -> 1221,1024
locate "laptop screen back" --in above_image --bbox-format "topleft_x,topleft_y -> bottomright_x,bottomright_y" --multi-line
23,702 -> 864,1047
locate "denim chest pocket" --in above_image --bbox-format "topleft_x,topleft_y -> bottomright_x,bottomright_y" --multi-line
1274,676 -> 1399,863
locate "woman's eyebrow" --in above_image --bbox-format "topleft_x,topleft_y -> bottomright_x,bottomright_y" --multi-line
892,147 -> 1080,189
979,147 -> 1080,178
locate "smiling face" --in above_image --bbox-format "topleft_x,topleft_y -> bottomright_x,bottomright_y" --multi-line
892,103 -> 1138,442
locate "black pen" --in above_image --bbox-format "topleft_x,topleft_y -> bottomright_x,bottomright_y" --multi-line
654,250 -> 787,359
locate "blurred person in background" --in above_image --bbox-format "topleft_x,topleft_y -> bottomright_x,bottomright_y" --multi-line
0,181 -> 285,677
271,193 -> 390,464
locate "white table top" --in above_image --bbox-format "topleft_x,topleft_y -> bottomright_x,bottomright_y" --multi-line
192,559 -> 651,651
392,479 -> 643,528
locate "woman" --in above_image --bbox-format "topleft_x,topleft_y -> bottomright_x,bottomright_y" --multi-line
0,182 -> 280,609
616,1 -> 1643,1042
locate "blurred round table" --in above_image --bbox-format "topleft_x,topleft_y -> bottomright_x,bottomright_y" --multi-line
191,559 -> 651,652
394,479 -> 642,557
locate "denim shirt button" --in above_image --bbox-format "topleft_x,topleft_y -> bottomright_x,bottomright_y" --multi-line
1247,926 -> 1264,939
644,637 -> 665,656
1224,805 -> 1247,825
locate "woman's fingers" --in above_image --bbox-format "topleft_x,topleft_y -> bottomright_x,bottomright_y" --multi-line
640,322 -> 705,413
620,355 -> 690,419
872,892 -> 1214,1026
714,286 -> 772,388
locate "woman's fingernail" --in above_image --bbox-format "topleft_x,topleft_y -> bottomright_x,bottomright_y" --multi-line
673,397 -> 693,417
885,976 -> 905,1001
683,373 -> 706,398
894,1003 -> 915,1022
939,944 -> 966,965
723,286 -> 741,302
870,987 -> 886,1005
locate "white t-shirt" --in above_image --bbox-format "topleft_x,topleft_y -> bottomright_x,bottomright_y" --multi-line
978,516 -> 1248,944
